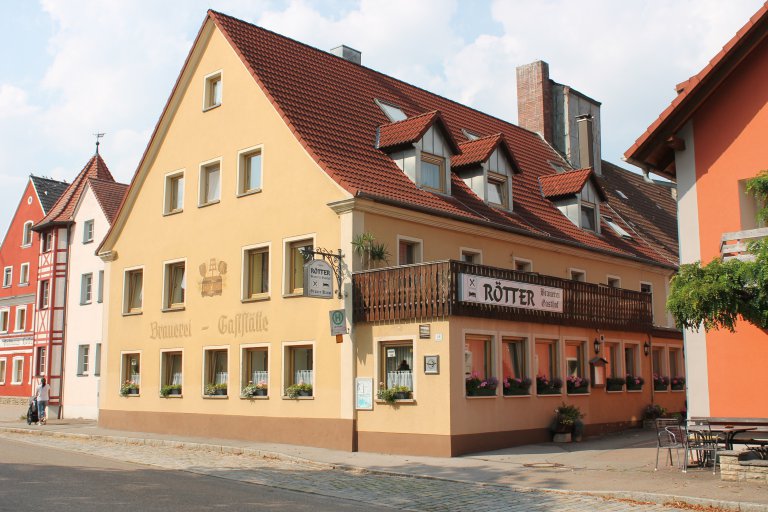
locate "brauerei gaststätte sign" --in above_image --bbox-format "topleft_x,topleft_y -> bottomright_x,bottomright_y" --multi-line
459,274 -> 563,313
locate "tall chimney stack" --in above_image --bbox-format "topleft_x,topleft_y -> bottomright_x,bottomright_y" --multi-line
516,61 -> 553,144
577,115 -> 595,170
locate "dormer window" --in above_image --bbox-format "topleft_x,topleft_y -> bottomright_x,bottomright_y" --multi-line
375,99 -> 406,122
419,153 -> 445,191
453,134 -> 518,210
581,202 -> 597,231
487,173 -> 508,207
540,168 -> 605,233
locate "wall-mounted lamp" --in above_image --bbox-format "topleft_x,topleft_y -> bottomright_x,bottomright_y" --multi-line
593,338 -> 601,354
643,341 -> 651,356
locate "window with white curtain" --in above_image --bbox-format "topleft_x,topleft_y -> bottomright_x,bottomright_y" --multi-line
205,349 -> 228,388
380,341 -> 413,390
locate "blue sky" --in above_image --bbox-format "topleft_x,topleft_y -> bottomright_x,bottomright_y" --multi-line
0,0 -> 764,237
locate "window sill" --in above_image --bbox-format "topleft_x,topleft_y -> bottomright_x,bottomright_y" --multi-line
241,295 -> 270,303
375,399 -> 416,405
162,306 -> 185,313
18,283 -> 29,287
566,392 -> 591,397
21,244 -> 32,249
626,389 -> 644,393
671,389 -> 685,393
502,394 -> 531,398
121,393 -> 141,397
466,395 -> 497,399
198,200 -> 220,209
10,382 -> 22,386
240,395 -> 269,400
281,396 -> 314,400
654,389 -> 669,393
83,239 -> 94,245
203,395 -> 228,399
237,188 -> 262,198
160,395 -> 183,398
1,285 -> 10,289
536,393 -> 563,397
606,390 -> 625,394
122,311 -> 143,317
163,209 -> 183,217
282,292 -> 304,299
202,103 -> 221,113
76,373 -> 89,377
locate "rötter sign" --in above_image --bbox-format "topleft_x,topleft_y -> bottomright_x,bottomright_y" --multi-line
459,273 -> 563,313
304,259 -> 334,299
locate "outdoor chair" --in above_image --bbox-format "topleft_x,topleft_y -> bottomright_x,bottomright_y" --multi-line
655,418 -> 688,472
686,420 -> 722,474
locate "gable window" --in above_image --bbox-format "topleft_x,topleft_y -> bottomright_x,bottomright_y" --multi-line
82,219 -> 95,243
398,237 -> 422,265
286,239 -> 313,295
199,161 -> 221,206
19,263 -> 29,286
244,246 -> 269,300
39,280 -> 50,309
487,172 -> 508,208
2,267 -> 11,288
124,268 -> 143,314
238,149 -> 262,195
164,171 -> 184,214
22,221 -> 33,247
203,71 -> 222,110
419,153 -> 445,191
163,261 -> 186,310
0,310 -> 8,333
14,306 -> 26,332
77,345 -> 90,376
42,232 -> 53,253
80,273 -> 93,305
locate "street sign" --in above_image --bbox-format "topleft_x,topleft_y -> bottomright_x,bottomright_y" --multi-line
304,259 -> 334,298
329,309 -> 346,336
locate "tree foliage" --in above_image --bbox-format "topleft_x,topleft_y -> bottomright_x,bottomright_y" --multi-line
667,171 -> 768,332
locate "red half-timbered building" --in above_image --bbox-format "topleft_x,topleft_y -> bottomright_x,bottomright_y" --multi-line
0,176 -> 67,403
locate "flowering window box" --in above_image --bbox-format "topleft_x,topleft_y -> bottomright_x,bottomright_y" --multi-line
626,375 -> 645,391
567,386 -> 589,394
670,377 -> 685,391
536,375 -> 563,395
566,376 -> 589,394
503,376 -> 532,396
606,378 -> 625,392
653,375 -> 669,391
466,373 -> 498,397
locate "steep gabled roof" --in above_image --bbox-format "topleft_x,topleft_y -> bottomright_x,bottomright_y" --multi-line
88,178 -> 129,224
30,176 -> 69,214
625,3 -> 768,176
377,111 -> 459,153
539,168 -> 606,201
451,133 -> 519,172
33,154 -> 115,231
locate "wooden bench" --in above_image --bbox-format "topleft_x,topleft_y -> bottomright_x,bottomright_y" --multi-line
690,417 -> 768,448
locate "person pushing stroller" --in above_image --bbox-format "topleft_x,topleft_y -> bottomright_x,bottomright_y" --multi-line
32,376 -> 50,425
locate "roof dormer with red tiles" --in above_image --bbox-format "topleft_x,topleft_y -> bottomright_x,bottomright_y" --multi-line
539,168 -> 606,233
452,133 -> 519,210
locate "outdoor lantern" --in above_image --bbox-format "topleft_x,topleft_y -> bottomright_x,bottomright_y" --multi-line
644,341 -> 651,356
593,338 -> 600,354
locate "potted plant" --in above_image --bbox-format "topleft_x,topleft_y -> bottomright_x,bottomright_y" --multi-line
642,403 -> 667,429
606,377 -> 625,391
566,375 -> 590,394
503,376 -> 532,396
625,375 -> 645,391
377,384 -> 411,404
670,376 -> 685,391
242,381 -> 268,397
286,382 -> 313,398
205,383 -> 228,396
160,384 -> 182,397
653,374 -> 670,391
536,374 -> 563,395
465,373 -> 498,396
550,402 -> 585,441
120,380 -> 139,396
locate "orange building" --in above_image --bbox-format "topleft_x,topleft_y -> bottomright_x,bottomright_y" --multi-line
626,3 -> 768,418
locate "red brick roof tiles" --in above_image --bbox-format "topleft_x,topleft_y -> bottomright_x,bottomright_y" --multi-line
377,111 -> 459,152
539,169 -> 592,198
197,11 -> 676,268
451,133 -> 518,172
88,178 -> 129,224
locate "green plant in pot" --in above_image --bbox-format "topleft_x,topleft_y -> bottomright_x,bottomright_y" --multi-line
205,383 -> 227,396
160,384 -> 182,397
242,380 -> 268,397
377,384 -> 411,404
286,382 -> 312,398
120,380 -> 139,396
551,402 -> 584,434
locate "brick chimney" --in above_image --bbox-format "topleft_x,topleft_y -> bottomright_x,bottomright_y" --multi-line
516,61 -> 553,144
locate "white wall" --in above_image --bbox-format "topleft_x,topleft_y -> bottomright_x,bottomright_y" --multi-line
62,186 -> 107,419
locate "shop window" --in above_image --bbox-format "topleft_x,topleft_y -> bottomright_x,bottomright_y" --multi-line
242,347 -> 268,394
19,263 -> 29,285
121,353 -> 140,393
238,149 -> 262,195
77,345 -> 90,376
244,246 -> 269,299
0,359 -> 5,384
204,71 -> 222,109
164,172 -> 184,214
285,345 -> 313,395
22,221 -> 33,247
163,261 -> 185,310
124,268 -> 143,313
199,162 -> 221,206
380,341 -> 413,392
286,239 -> 313,295
464,334 -> 494,381
204,348 -> 228,395
14,306 -> 26,332
161,351 -> 183,391
12,357 -> 23,384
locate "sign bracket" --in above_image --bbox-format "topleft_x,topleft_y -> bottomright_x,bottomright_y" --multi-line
300,247 -> 344,298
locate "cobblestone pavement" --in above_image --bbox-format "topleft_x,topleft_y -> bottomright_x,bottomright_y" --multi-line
0,430 -> 692,511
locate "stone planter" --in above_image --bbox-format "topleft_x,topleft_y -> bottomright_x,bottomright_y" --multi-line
553,432 -> 572,443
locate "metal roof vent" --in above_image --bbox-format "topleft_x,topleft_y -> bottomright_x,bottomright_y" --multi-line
331,45 -> 361,65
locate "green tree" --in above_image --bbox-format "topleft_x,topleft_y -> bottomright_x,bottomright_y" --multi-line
667,171 -> 768,331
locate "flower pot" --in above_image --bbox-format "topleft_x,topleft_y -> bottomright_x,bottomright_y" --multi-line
537,387 -> 561,395
567,386 -> 589,394
470,388 -> 496,397
627,384 -> 643,391
298,390 -> 312,397
215,388 -> 227,396
654,384 -> 668,391
393,391 -> 411,400
503,388 -> 530,396
252,388 -> 267,396
169,388 -> 181,396
553,432 -> 572,443
128,388 -> 139,395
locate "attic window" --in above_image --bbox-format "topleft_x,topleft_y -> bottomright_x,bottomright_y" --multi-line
487,173 -> 507,207
375,99 -> 407,122
462,129 -> 480,141
581,203 -> 597,232
204,71 -> 222,110
419,153 -> 445,192
615,190 -> 628,200
604,217 -> 632,238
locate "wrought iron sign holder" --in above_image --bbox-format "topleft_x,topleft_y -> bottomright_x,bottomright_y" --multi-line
300,247 -> 344,298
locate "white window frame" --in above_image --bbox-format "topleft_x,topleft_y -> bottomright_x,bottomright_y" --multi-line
569,268 -> 586,282
237,145 -> 264,197
82,219 -> 95,244
282,234 -> 316,297
202,345 -> 229,397
22,221 -> 33,247
3,266 -> 12,288
418,152 -> 447,193
514,258 -> 533,273
0,358 -> 6,385
11,356 -> 23,385
162,258 -> 187,311
459,247 -> 482,264
19,262 -> 29,286
198,158 -> 222,207
241,242 -> 271,301
160,348 -> 184,391
81,273 -> 93,305
122,266 -> 144,315
564,337 -> 590,394
0,308 -> 9,333
120,351 -> 142,394
374,335 -> 417,397
396,235 -> 423,266
282,340 -> 315,398
607,275 -> 621,288
14,305 -> 26,332
240,342 -> 270,396
622,341 -> 641,381
203,70 -> 223,110
77,344 -> 90,376
463,328 -> 497,384
38,280 -> 50,309
163,169 -> 185,215
604,339 -> 623,380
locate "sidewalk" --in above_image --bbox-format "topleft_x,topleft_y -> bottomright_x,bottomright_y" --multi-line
1,404 -> 765,511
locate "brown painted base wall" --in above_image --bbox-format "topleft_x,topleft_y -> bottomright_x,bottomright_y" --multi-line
100,410 -> 356,451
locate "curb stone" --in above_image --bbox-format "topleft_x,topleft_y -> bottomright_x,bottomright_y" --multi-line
1,426 -> 765,512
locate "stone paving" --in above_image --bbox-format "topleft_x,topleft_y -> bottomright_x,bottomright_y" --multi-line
0,430 -> 692,511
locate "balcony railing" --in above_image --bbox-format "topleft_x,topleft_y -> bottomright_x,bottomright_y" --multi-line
721,227 -> 768,261
352,260 -> 653,332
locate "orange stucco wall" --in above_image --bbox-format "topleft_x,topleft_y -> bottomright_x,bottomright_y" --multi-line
693,37 -> 768,416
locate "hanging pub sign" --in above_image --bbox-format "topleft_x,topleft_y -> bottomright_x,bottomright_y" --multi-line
304,259 -> 334,299
458,273 -> 563,313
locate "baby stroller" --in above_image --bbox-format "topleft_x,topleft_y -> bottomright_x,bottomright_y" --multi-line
26,397 -> 39,425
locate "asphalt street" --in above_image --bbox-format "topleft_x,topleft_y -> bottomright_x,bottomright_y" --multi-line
0,437 -> 395,512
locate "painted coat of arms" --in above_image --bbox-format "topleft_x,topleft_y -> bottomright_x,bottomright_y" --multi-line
200,258 -> 227,297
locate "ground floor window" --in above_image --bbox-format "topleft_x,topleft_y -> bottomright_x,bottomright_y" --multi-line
161,351 -> 183,396
12,357 -> 23,384
668,348 -> 684,390
565,340 -> 588,393
120,353 -> 140,394
465,334 -> 496,396
501,337 -> 530,395
380,341 -> 413,393
77,345 -> 89,376
605,342 -> 623,390
535,339 -> 561,394
285,345 -> 313,397
624,344 -> 643,390
242,347 -> 268,396
0,358 -> 5,384
36,347 -> 46,377
204,348 -> 228,396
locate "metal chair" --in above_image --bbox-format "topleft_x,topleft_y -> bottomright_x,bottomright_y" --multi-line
686,420 -> 721,474
655,418 -> 688,472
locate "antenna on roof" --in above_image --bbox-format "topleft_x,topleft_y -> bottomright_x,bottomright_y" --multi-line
94,132 -> 105,155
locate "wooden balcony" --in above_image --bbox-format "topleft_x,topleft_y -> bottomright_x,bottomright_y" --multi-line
352,260 -> 653,332
721,227 -> 768,261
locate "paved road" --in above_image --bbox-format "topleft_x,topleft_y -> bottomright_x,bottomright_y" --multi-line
0,431 -> 689,511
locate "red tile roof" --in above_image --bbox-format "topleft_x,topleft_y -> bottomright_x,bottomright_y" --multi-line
377,111 -> 459,152
625,2 -> 768,176
88,178 -> 129,224
33,154 -> 115,231
451,133 -> 518,171
143,11 -> 674,269
539,169 -> 591,198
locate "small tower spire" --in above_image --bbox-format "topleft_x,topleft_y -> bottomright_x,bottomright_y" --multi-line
94,132 -> 105,155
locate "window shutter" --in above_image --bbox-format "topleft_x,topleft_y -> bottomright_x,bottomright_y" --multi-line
94,343 -> 101,376
77,346 -> 84,376
97,271 -> 104,303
